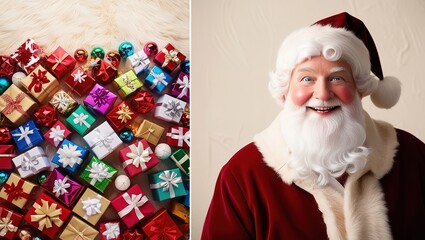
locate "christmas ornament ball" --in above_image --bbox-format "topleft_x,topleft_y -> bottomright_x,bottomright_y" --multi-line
91,46 -> 105,59
11,72 -> 26,87
155,143 -> 172,160
74,48 -> 88,62
115,174 -> 131,191
0,77 -> 11,95
143,41 -> 158,56
118,41 -> 135,59
0,170 -> 10,183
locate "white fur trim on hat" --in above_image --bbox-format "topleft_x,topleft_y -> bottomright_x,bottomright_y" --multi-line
370,76 -> 401,109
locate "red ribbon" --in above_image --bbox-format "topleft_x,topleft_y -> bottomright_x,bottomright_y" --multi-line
1,92 -> 28,117
29,69 -> 50,93
50,49 -> 69,71
3,179 -> 30,202
149,220 -> 178,240
15,44 -> 33,66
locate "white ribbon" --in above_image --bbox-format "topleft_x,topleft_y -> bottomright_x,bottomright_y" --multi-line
21,152 -> 40,171
49,125 -> 65,147
176,75 -> 190,99
167,127 -> 190,147
117,193 -> 148,220
72,112 -> 90,128
12,125 -> 34,146
51,91 -> 71,110
57,144 -> 83,168
121,74 -> 136,91
132,52 -> 148,68
123,142 -> 152,170
0,209 -> 17,237
73,69 -> 87,83
82,195 -> 102,219
149,170 -> 182,198
149,72 -> 168,90
53,176 -> 70,197
91,129 -> 113,150
24,39 -> 41,67
102,222 -> 120,240
87,162 -> 113,185
171,154 -> 190,176
164,100 -> 184,120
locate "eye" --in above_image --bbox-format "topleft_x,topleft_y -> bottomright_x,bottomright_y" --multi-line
330,76 -> 344,81
301,76 -> 313,82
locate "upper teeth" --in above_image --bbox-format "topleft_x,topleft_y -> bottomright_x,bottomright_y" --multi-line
314,107 -> 333,111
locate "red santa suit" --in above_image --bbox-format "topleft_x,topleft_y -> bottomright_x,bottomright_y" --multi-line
202,112 -> 425,240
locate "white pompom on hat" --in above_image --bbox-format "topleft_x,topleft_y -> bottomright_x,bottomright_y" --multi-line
314,12 -> 401,108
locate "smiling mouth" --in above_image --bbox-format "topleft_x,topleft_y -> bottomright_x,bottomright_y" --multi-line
307,106 -> 340,113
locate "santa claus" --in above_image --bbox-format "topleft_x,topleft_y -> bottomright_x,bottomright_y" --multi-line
202,12 -> 425,240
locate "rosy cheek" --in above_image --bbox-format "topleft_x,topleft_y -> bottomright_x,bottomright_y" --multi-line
334,87 -> 356,104
290,88 -> 313,106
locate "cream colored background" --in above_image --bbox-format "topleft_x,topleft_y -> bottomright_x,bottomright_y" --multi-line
192,0 -> 425,239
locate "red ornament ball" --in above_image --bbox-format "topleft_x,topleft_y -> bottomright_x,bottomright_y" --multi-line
143,42 -> 158,57
74,48 -> 88,63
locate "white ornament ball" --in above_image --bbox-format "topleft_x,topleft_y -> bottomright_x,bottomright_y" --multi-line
155,143 -> 172,160
11,72 -> 26,88
114,174 -> 130,191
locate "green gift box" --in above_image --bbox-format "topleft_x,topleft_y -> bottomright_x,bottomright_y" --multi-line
170,149 -> 190,177
80,156 -> 117,192
65,105 -> 96,135
112,70 -> 143,99
149,168 -> 187,201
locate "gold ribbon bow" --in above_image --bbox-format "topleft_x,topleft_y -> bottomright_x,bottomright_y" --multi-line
30,199 -> 63,230
0,209 -> 18,237
161,48 -> 181,68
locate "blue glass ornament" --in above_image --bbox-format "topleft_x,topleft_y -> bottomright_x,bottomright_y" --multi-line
0,170 -> 10,183
119,128 -> 134,143
118,41 -> 135,59
0,77 -> 11,95
180,59 -> 190,74
91,46 -> 105,59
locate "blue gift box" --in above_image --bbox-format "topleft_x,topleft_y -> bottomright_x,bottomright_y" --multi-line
52,139 -> 88,173
182,181 -> 190,207
149,168 -> 187,201
11,120 -> 43,152
145,66 -> 173,93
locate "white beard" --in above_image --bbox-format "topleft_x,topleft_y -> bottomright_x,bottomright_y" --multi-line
280,94 -> 369,186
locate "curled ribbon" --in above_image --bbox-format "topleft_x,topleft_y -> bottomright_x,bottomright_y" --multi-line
91,87 -> 110,107
123,142 -> 152,170
82,195 -> 102,219
103,222 -> 120,240
116,104 -> 134,123
118,193 -> 148,220
1,92 -> 28,116
20,152 -> 42,171
167,127 -> 190,147
29,69 -> 50,93
149,72 -> 168,90
161,48 -> 181,68
51,91 -> 72,110
149,170 -> 182,198
12,125 -> 34,146
121,74 -> 136,91
87,162 -> 113,185
58,143 -> 83,168
72,112 -> 91,128
73,69 -> 87,84
48,125 -> 65,146
0,209 -> 18,237
53,176 -> 70,197
163,100 -> 183,120
30,199 -> 63,231
3,179 -> 29,202
176,75 -> 190,99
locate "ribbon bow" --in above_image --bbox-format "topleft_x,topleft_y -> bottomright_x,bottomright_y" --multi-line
58,144 -> 83,168
167,127 -> 190,147
124,142 -> 152,170
1,92 -> 27,116
53,177 -> 71,197
116,104 -> 134,123
118,193 -> 148,220
92,129 -> 114,149
3,180 -> 28,201
161,48 -> 181,68
176,75 -> 190,99
103,222 -> 120,240
149,220 -> 179,240
29,69 -> 50,93
82,195 -> 102,218
73,69 -> 87,83
132,52 -> 148,68
14,39 -> 39,67
150,72 -> 168,90
11,125 -> 34,146
164,100 -> 183,120
149,170 -> 182,198
30,199 -> 63,231
51,51 -> 69,70
21,152 -> 40,171
122,74 -> 136,91
72,112 -> 90,128
0,210 -> 18,237
51,91 -> 72,110
49,125 -> 65,146
91,88 -> 110,107
87,162 -> 113,185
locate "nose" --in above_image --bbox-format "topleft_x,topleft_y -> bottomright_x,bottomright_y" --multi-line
313,79 -> 332,101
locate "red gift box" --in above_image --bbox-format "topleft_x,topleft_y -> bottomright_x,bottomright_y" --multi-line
119,139 -> 159,177
154,43 -> 186,73
0,206 -> 23,239
45,46 -> 77,79
166,126 -> 190,149
129,90 -> 155,114
92,58 -> 118,85
65,66 -> 96,96
106,101 -> 137,132
141,208 -> 183,240
0,145 -> 15,169
0,55 -> 17,79
122,228 -> 143,240
24,192 -> 71,239
10,38 -> 44,74
111,184 -> 155,228
100,221 -> 121,240
43,120 -> 71,148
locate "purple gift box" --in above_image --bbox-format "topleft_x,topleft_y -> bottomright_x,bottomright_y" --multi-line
41,168 -> 85,207
169,72 -> 190,102
83,83 -> 117,115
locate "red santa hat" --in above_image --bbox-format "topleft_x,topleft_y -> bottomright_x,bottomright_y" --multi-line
314,12 -> 401,108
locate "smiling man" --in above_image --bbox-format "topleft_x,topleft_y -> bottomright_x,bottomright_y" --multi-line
202,12 -> 425,240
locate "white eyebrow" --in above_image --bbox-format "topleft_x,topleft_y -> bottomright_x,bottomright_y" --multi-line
330,67 -> 347,73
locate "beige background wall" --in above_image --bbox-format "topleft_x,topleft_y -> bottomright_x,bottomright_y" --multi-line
192,0 -> 425,239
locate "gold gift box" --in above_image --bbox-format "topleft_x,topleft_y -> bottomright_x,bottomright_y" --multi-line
0,172 -> 36,208
134,119 -> 164,145
21,65 -> 59,103
169,201 -> 190,223
49,89 -> 78,115
72,188 -> 110,226
0,84 -> 37,126
59,216 -> 99,240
